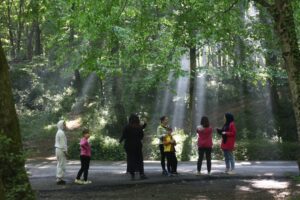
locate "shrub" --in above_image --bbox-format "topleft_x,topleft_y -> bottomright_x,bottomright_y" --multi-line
68,135 -> 125,161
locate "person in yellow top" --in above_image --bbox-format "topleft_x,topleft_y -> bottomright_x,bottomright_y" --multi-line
163,128 -> 178,176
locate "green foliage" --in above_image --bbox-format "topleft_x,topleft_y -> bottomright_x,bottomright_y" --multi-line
68,135 -> 125,161
181,135 -> 192,161
0,135 -> 35,200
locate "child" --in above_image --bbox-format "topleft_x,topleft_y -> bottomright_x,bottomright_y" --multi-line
196,116 -> 213,175
163,128 -> 178,176
75,128 -> 92,184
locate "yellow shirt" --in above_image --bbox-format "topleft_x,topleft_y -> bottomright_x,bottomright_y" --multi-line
164,134 -> 175,152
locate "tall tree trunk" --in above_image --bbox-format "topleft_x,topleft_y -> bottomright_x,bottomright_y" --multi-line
6,0 -> 15,58
254,0 -> 300,173
0,41 -> 34,199
16,0 -> 25,59
33,19 -> 42,55
187,46 -> 196,134
26,24 -> 34,60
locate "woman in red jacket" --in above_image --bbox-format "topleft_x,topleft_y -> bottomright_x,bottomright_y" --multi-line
196,116 -> 213,175
217,113 -> 236,174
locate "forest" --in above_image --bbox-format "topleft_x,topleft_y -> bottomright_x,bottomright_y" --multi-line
0,0 -> 300,199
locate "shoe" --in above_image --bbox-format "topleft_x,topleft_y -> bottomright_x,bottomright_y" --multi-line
82,180 -> 92,184
171,172 -> 179,176
227,170 -> 235,175
196,171 -> 201,176
130,174 -> 135,181
207,172 -> 211,175
74,179 -> 83,184
140,174 -> 148,180
162,170 -> 168,176
56,180 -> 66,185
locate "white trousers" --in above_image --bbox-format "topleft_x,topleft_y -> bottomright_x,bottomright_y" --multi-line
56,148 -> 67,180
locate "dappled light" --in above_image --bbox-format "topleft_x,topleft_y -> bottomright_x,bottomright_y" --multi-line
247,179 -> 289,189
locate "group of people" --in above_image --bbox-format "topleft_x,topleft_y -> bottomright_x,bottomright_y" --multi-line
54,112 -> 236,184
54,120 -> 92,185
157,113 -> 236,177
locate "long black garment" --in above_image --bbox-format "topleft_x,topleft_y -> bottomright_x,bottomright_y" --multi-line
120,124 -> 145,175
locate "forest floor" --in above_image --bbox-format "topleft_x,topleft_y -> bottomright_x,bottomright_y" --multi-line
26,159 -> 300,200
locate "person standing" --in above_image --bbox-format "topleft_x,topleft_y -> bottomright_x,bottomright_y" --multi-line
120,114 -> 147,180
163,128 -> 178,176
217,113 -> 236,174
196,116 -> 213,175
55,120 -> 68,185
157,116 -> 169,175
75,128 -> 92,184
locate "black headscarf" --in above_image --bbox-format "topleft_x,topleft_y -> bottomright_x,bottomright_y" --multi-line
223,113 -> 234,131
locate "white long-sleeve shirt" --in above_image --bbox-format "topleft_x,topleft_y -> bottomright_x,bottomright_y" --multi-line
55,120 -> 67,152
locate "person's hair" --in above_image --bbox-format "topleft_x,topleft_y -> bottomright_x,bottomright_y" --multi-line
200,116 -> 210,128
160,116 -> 167,123
129,113 -> 140,127
223,113 -> 234,131
82,128 -> 89,135
224,113 -> 234,125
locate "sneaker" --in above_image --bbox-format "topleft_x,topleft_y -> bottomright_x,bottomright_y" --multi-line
56,180 -> 66,185
82,180 -> 92,184
171,172 -> 179,176
227,170 -> 235,175
162,170 -> 168,176
74,179 -> 83,184
196,171 -> 201,176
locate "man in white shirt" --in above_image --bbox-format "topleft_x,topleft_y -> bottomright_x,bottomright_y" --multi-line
55,120 -> 68,184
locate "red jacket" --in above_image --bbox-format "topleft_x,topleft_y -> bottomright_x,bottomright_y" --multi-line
197,127 -> 213,148
221,122 -> 236,151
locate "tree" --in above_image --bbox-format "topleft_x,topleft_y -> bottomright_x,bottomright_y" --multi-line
0,41 -> 34,199
253,0 -> 300,172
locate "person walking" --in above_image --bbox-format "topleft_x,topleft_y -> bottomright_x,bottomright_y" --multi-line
120,114 -> 147,180
196,116 -> 213,175
75,128 -> 92,184
157,116 -> 169,175
217,113 -> 236,174
55,120 -> 68,185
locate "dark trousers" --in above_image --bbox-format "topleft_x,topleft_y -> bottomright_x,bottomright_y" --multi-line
197,147 -> 212,172
165,152 -> 177,173
126,148 -> 144,175
76,155 -> 90,181
159,144 -> 166,171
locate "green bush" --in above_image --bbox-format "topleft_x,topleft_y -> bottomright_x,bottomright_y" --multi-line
68,135 -> 125,161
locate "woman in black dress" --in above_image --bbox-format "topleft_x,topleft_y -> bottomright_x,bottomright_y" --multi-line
120,114 -> 147,180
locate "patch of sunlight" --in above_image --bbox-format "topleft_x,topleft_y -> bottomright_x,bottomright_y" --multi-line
67,118 -> 82,130
274,191 -> 291,199
248,180 -> 289,189
240,161 -> 252,165
43,124 -> 56,131
152,138 -> 160,145
173,96 -> 182,102
263,173 -> 275,176
190,195 -> 208,200
237,185 -> 254,192
46,156 -> 56,161
99,116 -> 107,126
209,80 -> 217,86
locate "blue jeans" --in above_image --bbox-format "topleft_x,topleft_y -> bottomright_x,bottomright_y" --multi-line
223,150 -> 235,170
